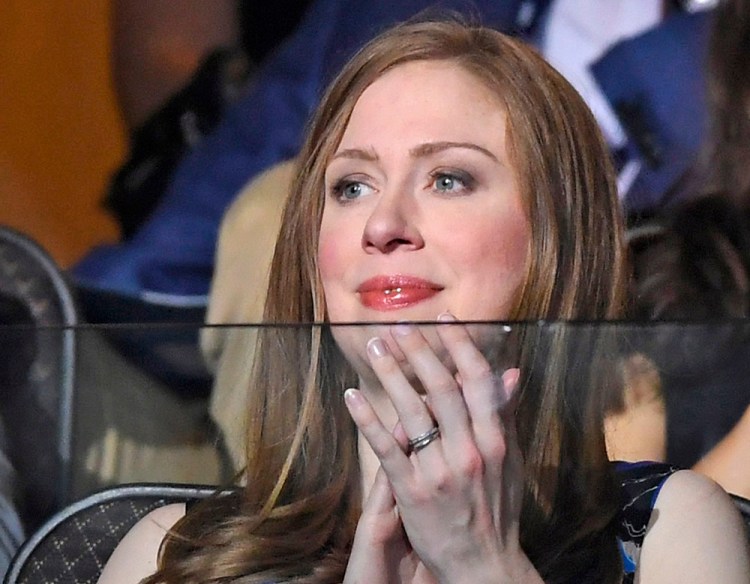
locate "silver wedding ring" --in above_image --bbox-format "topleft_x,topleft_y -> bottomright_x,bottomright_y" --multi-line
407,426 -> 441,453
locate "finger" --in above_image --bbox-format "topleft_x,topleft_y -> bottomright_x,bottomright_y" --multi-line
347,466 -> 401,578
436,312 -> 509,411
388,323 -> 472,444
498,369 -> 523,468
392,421 -> 410,452
498,369 -> 524,537
436,314 -> 508,470
436,313 -> 505,400
344,388 -> 413,483
362,465 -> 396,517
365,337 -> 438,446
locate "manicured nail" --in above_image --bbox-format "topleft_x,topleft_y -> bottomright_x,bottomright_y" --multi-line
437,311 -> 456,322
344,388 -> 363,405
367,337 -> 388,358
393,322 -> 415,337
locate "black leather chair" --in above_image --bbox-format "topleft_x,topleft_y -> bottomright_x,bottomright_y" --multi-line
0,226 -> 78,531
3,483 -> 215,584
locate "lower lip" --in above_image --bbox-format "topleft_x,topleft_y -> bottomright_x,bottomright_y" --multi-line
358,287 -> 441,311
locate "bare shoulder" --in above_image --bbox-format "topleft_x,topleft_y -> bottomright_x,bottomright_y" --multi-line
637,470 -> 750,583
96,503 -> 186,584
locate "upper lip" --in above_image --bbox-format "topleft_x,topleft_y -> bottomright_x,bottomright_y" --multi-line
356,275 -> 443,293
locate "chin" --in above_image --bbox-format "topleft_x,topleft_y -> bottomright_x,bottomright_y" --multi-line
364,303 -> 445,322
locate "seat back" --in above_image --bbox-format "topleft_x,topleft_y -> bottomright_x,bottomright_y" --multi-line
0,226 -> 78,530
4,483 -> 215,584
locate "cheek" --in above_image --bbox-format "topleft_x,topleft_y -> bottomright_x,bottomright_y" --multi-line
450,214 -> 530,319
492,221 -> 530,275
317,228 -> 353,323
456,217 -> 530,277
317,230 -> 345,283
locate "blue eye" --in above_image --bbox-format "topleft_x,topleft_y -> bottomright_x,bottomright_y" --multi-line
342,182 -> 364,199
331,179 -> 373,202
431,170 -> 475,194
434,174 -> 459,192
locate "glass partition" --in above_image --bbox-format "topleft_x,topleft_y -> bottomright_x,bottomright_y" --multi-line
1,320 -> 749,528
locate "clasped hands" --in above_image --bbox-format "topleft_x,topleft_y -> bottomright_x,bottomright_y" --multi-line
343,315 -> 540,584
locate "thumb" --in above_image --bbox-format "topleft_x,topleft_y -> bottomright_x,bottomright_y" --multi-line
362,465 -> 396,517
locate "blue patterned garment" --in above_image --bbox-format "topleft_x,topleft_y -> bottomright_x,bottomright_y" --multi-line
615,461 -> 679,583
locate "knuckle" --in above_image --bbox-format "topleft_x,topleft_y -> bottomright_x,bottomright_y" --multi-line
431,468 -> 454,493
402,407 -> 432,432
406,480 -> 433,505
466,361 -> 495,384
431,375 -> 457,395
458,446 -> 485,478
483,436 -> 508,462
404,399 -> 426,418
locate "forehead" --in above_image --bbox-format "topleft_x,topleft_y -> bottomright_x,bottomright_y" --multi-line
336,60 -> 509,151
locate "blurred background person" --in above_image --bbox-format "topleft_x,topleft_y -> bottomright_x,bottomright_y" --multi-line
612,0 -> 750,498
73,0 -> 716,327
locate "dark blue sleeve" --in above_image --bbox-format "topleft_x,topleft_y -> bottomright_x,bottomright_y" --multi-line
72,0 -> 531,301
591,10 -> 712,212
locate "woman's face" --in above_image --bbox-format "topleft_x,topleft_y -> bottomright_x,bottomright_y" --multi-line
318,60 -> 530,372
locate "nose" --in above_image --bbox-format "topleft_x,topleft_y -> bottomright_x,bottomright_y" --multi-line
361,191 -> 424,254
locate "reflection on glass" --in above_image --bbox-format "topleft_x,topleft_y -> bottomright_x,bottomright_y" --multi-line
0,320 -> 747,501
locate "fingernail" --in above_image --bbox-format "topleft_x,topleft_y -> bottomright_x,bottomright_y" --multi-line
437,311 -> 455,322
502,368 -> 520,400
344,388 -> 363,405
367,337 -> 388,358
393,322 -> 414,337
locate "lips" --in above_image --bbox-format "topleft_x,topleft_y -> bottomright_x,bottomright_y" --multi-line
357,275 -> 443,311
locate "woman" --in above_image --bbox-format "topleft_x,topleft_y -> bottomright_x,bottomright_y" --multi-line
615,0 -> 750,497
98,19 -> 749,583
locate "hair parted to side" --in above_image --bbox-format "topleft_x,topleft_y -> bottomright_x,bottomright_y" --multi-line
146,18 -> 626,584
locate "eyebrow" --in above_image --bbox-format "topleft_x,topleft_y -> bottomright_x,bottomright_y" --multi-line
409,141 -> 499,162
330,147 -> 379,162
330,141 -> 499,163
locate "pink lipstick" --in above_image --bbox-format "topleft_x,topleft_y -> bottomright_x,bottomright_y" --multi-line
357,275 -> 443,311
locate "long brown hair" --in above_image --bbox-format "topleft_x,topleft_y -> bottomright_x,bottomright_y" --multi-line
702,0 -> 750,202
146,18 -> 627,584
